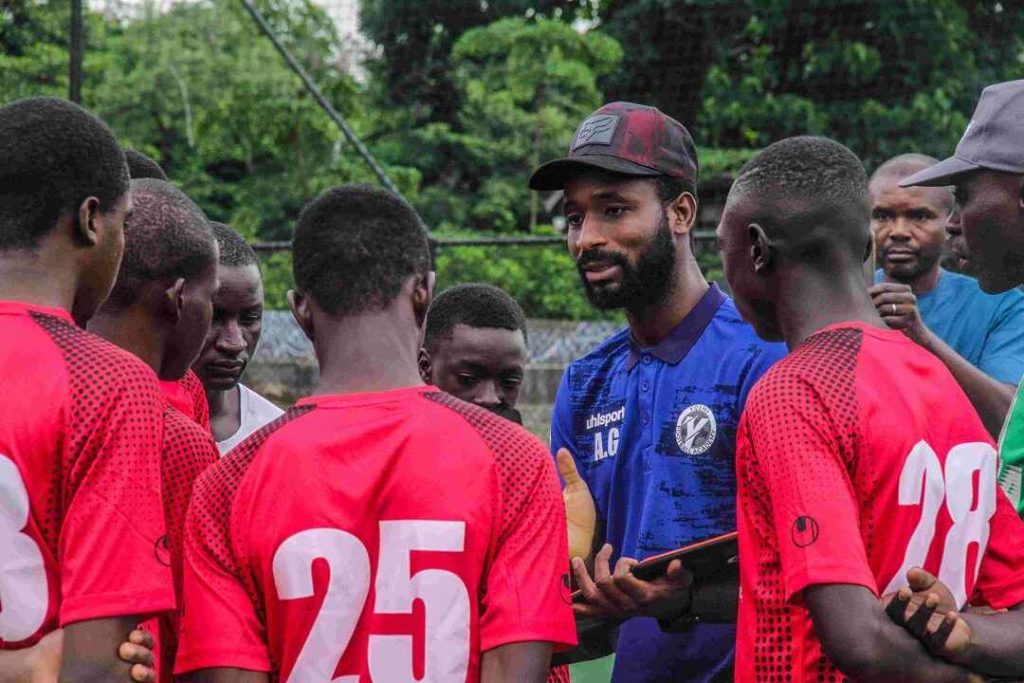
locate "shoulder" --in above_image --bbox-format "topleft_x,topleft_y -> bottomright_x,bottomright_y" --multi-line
29,311 -> 162,404
164,406 -> 217,457
707,296 -> 788,370
563,327 -> 631,381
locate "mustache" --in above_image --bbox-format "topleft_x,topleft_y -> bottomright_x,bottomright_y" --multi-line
577,249 -> 629,270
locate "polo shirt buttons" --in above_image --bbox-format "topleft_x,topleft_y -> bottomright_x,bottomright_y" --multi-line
642,381 -> 650,392
642,413 -> 650,425
642,355 -> 652,364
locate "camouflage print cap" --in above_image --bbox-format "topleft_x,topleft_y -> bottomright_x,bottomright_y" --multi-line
528,101 -> 698,191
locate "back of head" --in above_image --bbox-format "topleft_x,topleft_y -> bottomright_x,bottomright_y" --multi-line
210,221 -> 257,268
124,148 -> 169,181
424,283 -> 528,351
107,178 -> 216,308
292,184 -> 430,317
0,97 -> 128,250
730,135 -> 870,268
871,153 -> 940,184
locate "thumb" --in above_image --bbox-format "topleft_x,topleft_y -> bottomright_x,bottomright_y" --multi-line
557,448 -> 582,486
907,566 -> 938,592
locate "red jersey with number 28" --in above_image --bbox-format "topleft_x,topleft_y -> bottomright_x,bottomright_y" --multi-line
0,302 -> 173,648
176,386 -> 576,680
736,322 -> 1024,681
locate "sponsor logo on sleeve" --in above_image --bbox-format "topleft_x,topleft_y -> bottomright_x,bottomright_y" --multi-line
791,516 -> 819,548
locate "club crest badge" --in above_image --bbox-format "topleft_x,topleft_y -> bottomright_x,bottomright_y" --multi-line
675,404 -> 717,455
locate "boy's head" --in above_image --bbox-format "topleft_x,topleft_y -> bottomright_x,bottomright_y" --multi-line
99,178 -> 219,379
420,283 -> 528,417
718,136 -> 871,341
193,222 -> 264,392
123,148 -> 168,181
289,184 -> 433,344
0,97 -> 131,324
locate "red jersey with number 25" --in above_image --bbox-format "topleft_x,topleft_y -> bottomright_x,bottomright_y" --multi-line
0,302 -> 173,648
176,386 -> 576,680
736,322 -> 1024,681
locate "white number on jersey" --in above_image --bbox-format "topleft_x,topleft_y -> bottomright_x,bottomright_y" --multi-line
273,520 -> 470,682
0,454 -> 48,641
883,441 -> 997,606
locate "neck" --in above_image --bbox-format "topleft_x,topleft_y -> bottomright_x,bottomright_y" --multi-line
206,384 -> 235,417
87,306 -> 166,376
0,252 -> 80,319
774,264 -> 887,350
312,310 -> 424,396
886,264 -> 941,295
626,255 -> 709,347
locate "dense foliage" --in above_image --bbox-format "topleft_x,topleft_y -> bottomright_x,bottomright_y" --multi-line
3,0 -> 1022,317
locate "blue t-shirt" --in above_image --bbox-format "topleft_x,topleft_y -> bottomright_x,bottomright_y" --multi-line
551,284 -> 786,683
874,268 -> 1024,385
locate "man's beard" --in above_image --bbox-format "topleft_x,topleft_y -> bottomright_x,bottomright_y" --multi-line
576,211 -> 677,311
881,247 -> 941,283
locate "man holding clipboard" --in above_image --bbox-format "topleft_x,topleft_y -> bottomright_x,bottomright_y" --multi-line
531,102 -> 786,682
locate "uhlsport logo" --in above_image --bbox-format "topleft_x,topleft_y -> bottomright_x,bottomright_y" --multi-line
586,406 -> 624,431
675,404 -> 717,455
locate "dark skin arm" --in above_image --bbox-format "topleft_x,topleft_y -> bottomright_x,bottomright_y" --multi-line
58,618 -> 148,683
805,584 -> 979,682
870,283 -> 1014,438
887,568 -> 1024,678
480,642 -> 553,683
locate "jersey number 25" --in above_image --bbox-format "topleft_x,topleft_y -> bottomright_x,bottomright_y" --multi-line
274,520 -> 470,682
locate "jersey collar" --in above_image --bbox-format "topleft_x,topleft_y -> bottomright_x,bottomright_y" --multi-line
0,300 -> 75,324
626,283 -> 726,371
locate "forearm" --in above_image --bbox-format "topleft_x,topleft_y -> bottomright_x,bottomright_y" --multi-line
807,585 -> 974,683
920,332 -> 1014,438
59,618 -> 138,683
959,607 -> 1024,677
0,649 -> 38,683
480,642 -> 553,683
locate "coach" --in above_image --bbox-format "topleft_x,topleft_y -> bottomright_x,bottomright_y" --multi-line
531,102 -> 786,682
898,80 -> 1024,515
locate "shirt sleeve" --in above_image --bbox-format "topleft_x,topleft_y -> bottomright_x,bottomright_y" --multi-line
480,436 -> 577,653
742,373 -> 876,602
59,364 -> 176,625
978,293 -> 1024,385
174,471 -> 271,674
550,368 -> 574,460
971,487 -> 1024,609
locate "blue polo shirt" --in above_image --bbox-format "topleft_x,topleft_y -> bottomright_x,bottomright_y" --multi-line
551,284 -> 786,683
874,268 -> 1024,385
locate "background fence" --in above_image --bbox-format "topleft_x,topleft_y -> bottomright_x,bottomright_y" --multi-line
5,0 -> 1018,321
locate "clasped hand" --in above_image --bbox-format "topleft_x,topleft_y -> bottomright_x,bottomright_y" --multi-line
571,543 -> 694,621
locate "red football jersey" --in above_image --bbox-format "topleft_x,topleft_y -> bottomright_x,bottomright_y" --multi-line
153,405 -> 219,682
0,301 -> 174,648
736,322 -> 1024,681
176,386 -> 576,679
160,369 -> 211,432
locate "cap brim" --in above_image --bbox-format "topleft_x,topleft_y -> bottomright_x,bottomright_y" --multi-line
529,155 -> 661,191
899,155 -> 980,188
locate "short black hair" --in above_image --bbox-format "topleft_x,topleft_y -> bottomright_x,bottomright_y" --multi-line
871,153 -> 940,183
124,148 -> 168,181
729,136 -> 870,265
106,178 -> 216,308
423,283 -> 528,351
210,221 -> 257,268
655,174 -> 697,205
292,184 -> 430,318
0,97 -> 128,250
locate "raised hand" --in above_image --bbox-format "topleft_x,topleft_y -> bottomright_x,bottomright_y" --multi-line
557,448 -> 596,562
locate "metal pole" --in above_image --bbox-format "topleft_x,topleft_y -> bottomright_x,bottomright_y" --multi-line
238,0 -> 401,197
69,0 -> 83,103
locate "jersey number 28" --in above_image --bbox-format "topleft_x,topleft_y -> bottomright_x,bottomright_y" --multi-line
273,520 -> 470,682
883,441 -> 997,607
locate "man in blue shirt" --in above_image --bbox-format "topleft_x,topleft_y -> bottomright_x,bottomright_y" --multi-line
868,153 -> 1024,436
530,102 -> 786,682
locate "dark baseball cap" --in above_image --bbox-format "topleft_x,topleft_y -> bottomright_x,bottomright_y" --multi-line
901,79 -> 1024,188
529,102 -> 698,191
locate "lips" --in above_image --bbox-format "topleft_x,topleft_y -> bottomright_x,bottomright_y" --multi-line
582,263 -> 622,283
884,249 -> 918,263
207,361 -> 244,376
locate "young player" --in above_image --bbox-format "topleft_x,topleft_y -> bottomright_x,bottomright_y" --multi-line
419,282 -> 530,424
192,222 -> 282,454
0,97 -> 173,679
87,177 -> 221,680
176,185 -> 576,682
718,135 -> 1024,681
